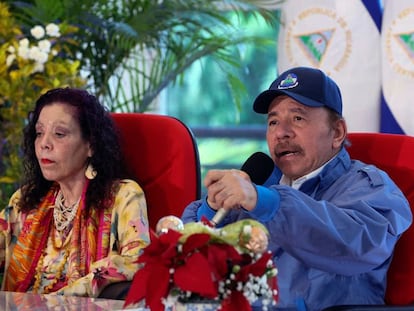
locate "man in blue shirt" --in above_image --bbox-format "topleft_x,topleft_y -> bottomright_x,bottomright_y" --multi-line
182,67 -> 412,310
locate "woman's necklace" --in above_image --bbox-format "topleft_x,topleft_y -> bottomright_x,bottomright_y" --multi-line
54,190 -> 80,232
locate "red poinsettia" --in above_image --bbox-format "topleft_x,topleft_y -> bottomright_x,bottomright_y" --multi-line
124,220 -> 278,311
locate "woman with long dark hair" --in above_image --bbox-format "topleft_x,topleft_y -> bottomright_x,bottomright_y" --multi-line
0,87 -> 149,297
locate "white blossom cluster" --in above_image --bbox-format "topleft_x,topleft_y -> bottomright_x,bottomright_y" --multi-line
6,23 -> 61,73
217,257 -> 278,311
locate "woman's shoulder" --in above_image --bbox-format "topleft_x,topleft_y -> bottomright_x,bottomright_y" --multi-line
1,189 -> 23,217
111,179 -> 147,211
116,179 -> 144,194
7,189 -> 22,208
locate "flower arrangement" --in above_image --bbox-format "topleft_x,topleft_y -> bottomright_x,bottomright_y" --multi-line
0,2 -> 84,207
125,216 -> 278,311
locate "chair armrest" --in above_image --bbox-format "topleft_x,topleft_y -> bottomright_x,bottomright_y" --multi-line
98,281 -> 131,300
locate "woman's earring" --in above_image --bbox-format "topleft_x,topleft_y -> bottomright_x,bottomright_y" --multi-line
85,163 -> 97,180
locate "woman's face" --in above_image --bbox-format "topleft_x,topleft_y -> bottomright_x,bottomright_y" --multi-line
34,103 -> 92,184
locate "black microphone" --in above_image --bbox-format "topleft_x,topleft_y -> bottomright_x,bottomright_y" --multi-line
240,151 -> 275,185
210,152 -> 274,226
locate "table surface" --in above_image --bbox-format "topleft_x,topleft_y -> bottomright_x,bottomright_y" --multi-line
0,291 -> 147,311
0,291 -> 297,310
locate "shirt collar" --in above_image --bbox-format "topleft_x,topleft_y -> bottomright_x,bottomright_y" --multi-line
279,155 -> 336,190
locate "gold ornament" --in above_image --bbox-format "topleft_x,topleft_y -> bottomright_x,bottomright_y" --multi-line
156,215 -> 184,235
85,163 -> 97,180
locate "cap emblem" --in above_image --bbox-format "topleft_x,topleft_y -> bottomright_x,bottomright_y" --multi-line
277,73 -> 298,90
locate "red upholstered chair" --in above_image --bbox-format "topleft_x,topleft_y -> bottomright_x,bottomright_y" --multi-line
111,113 -> 201,229
324,133 -> 414,310
98,113 -> 201,300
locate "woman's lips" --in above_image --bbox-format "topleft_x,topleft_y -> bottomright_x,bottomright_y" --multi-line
41,158 -> 54,164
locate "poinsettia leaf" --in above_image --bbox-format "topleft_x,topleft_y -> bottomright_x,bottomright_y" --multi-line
204,242 -> 242,261
221,291 -> 251,311
205,244 -> 235,280
138,230 -> 181,263
174,252 -> 217,298
158,229 -> 183,244
146,263 -> 171,311
182,233 -> 211,254
124,266 -> 150,307
137,236 -> 164,262
247,252 -> 273,277
269,274 -> 279,302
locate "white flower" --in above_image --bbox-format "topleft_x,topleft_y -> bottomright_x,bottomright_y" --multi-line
32,62 -> 45,73
28,46 -> 49,64
6,54 -> 16,67
46,23 -> 61,37
19,38 -> 30,48
17,45 -> 30,60
31,25 -> 45,39
38,39 -> 52,53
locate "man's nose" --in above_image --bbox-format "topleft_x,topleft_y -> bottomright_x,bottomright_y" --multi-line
274,121 -> 293,140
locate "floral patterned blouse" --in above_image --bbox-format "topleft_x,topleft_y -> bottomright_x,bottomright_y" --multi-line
0,179 -> 150,297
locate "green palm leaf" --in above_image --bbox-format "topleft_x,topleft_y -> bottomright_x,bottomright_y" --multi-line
7,0 -> 282,112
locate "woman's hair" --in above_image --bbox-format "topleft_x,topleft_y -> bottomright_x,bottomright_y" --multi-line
19,87 -> 125,212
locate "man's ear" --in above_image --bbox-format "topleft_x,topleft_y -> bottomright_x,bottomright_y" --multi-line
332,118 -> 347,149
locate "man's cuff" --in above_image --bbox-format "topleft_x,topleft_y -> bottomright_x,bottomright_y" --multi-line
196,197 -> 217,221
249,185 -> 280,222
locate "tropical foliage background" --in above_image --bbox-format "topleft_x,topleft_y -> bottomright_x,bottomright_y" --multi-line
0,0 -> 280,207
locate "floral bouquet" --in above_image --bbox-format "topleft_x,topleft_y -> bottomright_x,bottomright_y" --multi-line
0,2 -> 84,207
124,216 -> 278,311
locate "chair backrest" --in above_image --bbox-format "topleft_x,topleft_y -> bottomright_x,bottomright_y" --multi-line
111,113 -> 201,229
346,133 -> 414,305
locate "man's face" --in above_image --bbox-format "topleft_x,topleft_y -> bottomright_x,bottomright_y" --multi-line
266,95 -> 345,180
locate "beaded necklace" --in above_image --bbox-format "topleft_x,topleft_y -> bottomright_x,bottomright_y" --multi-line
54,190 -> 80,232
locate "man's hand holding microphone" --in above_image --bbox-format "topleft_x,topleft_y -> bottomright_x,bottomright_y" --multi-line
206,152 -> 275,226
